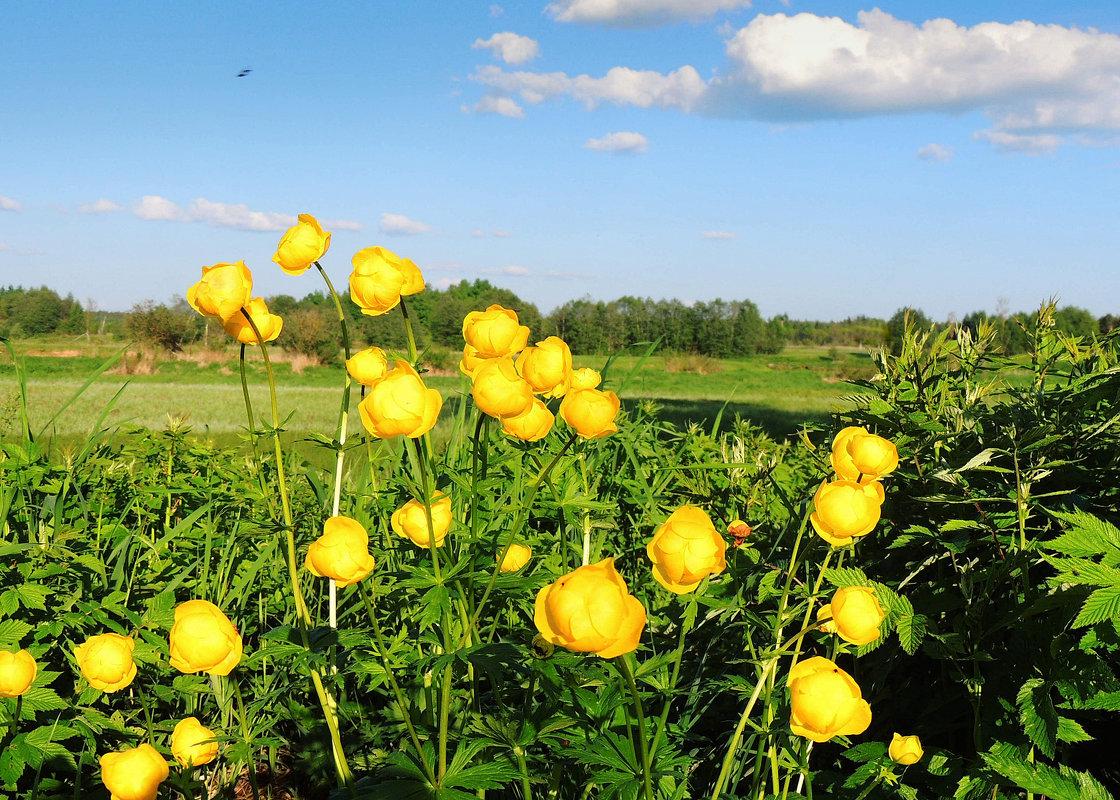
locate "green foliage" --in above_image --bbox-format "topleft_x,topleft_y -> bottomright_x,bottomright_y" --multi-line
124,300 -> 199,352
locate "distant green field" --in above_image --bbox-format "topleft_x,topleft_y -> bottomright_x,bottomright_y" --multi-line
0,338 -> 876,441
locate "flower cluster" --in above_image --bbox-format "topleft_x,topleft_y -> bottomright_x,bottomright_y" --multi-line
811,426 -> 898,547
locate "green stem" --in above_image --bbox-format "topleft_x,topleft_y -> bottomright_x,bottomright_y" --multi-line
616,655 -> 653,800
651,594 -> 697,754
133,683 -> 156,744
0,696 -> 23,753
710,658 -> 779,800
514,746 -> 533,800
229,675 -> 261,800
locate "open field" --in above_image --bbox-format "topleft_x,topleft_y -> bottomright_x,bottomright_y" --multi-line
0,338 -> 876,440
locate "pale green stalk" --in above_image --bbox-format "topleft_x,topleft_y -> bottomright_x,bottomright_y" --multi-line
228,674 -> 262,800
616,654 -> 653,800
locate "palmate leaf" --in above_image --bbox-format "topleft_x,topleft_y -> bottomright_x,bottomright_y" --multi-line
1074,586 -> 1120,628
1046,510 -> 1120,559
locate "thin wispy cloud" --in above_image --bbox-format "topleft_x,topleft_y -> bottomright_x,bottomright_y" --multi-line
974,130 -> 1062,155
481,264 -> 532,276
322,218 -> 363,231
0,242 -> 43,255
0,195 -> 22,212
585,131 -> 649,153
917,144 -> 954,162
78,198 -> 124,214
545,0 -> 753,27
544,269 -> 593,279
471,229 -> 513,238
132,196 -> 356,232
379,213 -> 432,236
700,230 -> 737,240
472,32 -> 540,65
489,5 -> 504,17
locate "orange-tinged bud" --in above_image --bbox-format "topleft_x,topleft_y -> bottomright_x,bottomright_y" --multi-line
346,346 -> 389,386
499,543 -> 532,572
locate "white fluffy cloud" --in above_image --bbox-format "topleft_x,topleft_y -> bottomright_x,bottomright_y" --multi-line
473,32 -> 540,65
481,264 -> 532,276
585,131 -> 649,152
78,198 -> 123,214
546,0 -> 753,26
379,213 -> 432,236
472,10 -> 1120,149
188,199 -> 293,231
700,230 -> 737,239
973,130 -> 1062,155
133,195 -> 189,221
0,195 -> 22,212
469,95 -> 525,117
917,144 -> 954,162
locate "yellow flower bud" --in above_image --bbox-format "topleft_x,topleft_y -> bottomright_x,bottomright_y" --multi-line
358,360 -> 443,439
171,717 -> 219,767
74,633 -> 136,693
169,600 -> 243,676
346,346 -> 389,386
100,743 -> 169,800
889,733 -> 924,765
0,649 -> 37,698
499,543 -> 532,572
501,397 -> 555,442
569,367 -> 601,390
349,246 -> 425,316
831,426 -> 898,482
516,336 -> 572,397
559,388 -> 620,439
391,492 -> 453,549
462,305 -> 530,358
816,604 -> 837,634
827,586 -> 885,645
305,516 -> 376,587
273,213 -> 331,276
186,261 -> 253,321
646,506 -> 727,594
221,297 -> 283,344
472,358 -> 535,419
534,558 -> 646,658
810,480 -> 883,546
788,656 -> 872,743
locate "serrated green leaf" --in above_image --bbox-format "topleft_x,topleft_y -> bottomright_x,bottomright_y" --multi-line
896,614 -> 927,655
1018,679 -> 1058,758
983,743 -> 1078,800
0,745 -> 26,787
1071,690 -> 1120,711
822,567 -> 870,588
0,619 -> 33,648
1075,586 -> 1120,627
1056,716 -> 1093,743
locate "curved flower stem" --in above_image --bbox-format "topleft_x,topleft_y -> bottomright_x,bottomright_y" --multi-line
710,657 -> 779,800
514,745 -> 533,800
133,682 -> 156,744
314,261 -> 354,630
228,674 -> 262,800
358,581 -> 437,784
240,310 -> 355,792
616,654 -> 653,800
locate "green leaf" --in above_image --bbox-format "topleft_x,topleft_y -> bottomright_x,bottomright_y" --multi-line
1017,678 -> 1058,758
1046,510 -> 1120,558
0,619 -> 33,648
1057,716 -> 1093,744
896,613 -> 928,656
822,567 -> 870,588
1074,585 -> 1120,628
1072,690 -> 1120,711
0,745 -> 25,788
982,743 -> 1079,800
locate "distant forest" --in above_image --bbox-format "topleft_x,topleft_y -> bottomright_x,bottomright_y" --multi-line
1,282 -> 1114,360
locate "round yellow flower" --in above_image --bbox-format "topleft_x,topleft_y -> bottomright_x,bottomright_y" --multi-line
472,358 -> 535,419
559,388 -> 621,439
305,516 -> 376,587
169,600 -> 243,676
100,743 -> 169,800
459,343 -> 488,379
186,261 -> 253,321
0,649 -> 37,698
516,336 -> 572,397
569,367 -> 601,390
273,213 -> 331,276
74,633 -> 136,693
831,426 -> 898,483
889,733 -> 924,765
499,543 -> 532,572
646,506 -> 727,594
824,586 -> 885,645
358,360 -> 443,439
221,297 -> 283,344
810,480 -> 883,547
788,656 -> 872,743
391,492 -> 452,549
534,558 -> 647,658
349,246 -> 425,316
501,397 -> 555,442
346,346 -> 389,386
462,305 -> 530,358
171,717 -> 219,767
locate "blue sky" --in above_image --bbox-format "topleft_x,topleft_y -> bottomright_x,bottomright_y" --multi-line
3,0 -> 1120,321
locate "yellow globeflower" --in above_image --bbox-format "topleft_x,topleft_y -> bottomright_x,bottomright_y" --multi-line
358,360 -> 443,439
459,343 -> 488,379
346,346 -> 389,386
273,213 -> 331,276
824,586 -> 885,645
788,656 -> 872,743
569,367 -> 601,390
74,633 -> 136,693
501,397 -> 555,442
391,492 -> 453,549
499,543 -> 532,572
534,558 -> 646,658
646,506 -> 727,594
516,336 -> 572,397
0,649 -> 37,698
559,388 -> 621,439
169,600 -> 243,676
186,261 -> 253,321
221,297 -> 283,344
100,743 -> 169,800
810,480 -> 883,547
472,358 -> 535,419
349,246 -> 425,316
462,305 -> 530,358
889,733 -> 924,765
831,426 -> 898,483
305,516 -> 376,587
171,717 -> 219,767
